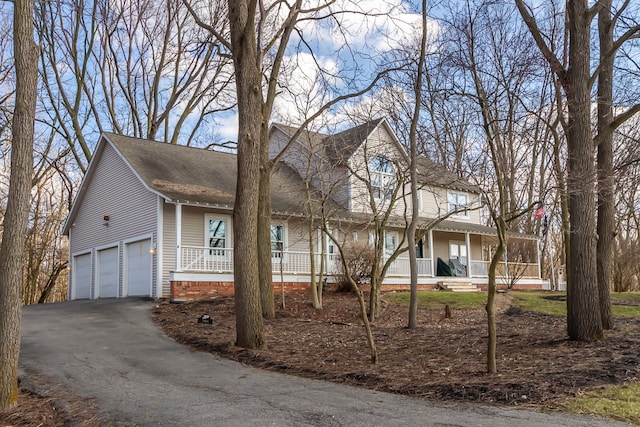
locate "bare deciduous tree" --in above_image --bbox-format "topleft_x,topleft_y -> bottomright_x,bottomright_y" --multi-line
0,0 -> 38,409
37,0 -> 234,171
516,0 -> 640,340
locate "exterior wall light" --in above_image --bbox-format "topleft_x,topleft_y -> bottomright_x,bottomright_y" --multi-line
103,215 -> 110,226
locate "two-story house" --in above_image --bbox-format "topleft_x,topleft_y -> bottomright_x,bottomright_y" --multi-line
63,118 -> 546,301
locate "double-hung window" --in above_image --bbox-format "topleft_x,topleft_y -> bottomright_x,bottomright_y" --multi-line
206,216 -> 228,256
271,224 -> 285,258
448,191 -> 469,217
384,232 -> 398,257
369,155 -> 395,201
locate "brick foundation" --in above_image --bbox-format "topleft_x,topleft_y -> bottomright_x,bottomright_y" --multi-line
171,280 -> 311,301
171,280 -> 545,300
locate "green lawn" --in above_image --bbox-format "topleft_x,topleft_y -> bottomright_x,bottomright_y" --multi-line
563,382 -> 640,424
384,291 -> 486,310
511,291 -> 640,318
386,290 -> 640,318
386,289 -> 640,423
510,291 -> 567,316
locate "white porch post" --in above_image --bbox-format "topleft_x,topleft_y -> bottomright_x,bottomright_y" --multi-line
536,238 -> 541,279
428,229 -> 435,277
176,203 -> 182,272
503,246 -> 509,280
465,232 -> 471,277
487,240 -> 492,278
156,196 -> 164,299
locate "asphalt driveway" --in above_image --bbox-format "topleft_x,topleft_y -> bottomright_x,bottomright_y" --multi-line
20,299 -> 632,426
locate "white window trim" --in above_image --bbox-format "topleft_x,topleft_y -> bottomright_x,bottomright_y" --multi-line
204,214 -> 232,254
449,240 -> 468,265
448,191 -> 470,219
384,231 -> 399,257
369,155 -> 395,201
270,221 -> 288,258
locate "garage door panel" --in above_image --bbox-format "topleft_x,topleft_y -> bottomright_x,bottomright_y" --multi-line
126,239 -> 151,296
98,247 -> 118,298
73,253 -> 91,299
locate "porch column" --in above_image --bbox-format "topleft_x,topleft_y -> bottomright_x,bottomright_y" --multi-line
536,238 -> 542,279
176,203 -> 182,272
428,229 -> 435,277
465,232 -> 471,277
503,246 -> 509,280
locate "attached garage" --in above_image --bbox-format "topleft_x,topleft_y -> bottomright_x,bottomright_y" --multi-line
97,246 -> 119,298
73,253 -> 92,299
125,239 -> 152,297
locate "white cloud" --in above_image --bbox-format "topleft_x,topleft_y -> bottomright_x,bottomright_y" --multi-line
296,0 -> 440,54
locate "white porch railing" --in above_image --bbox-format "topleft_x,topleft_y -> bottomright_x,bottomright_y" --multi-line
470,260 -> 539,279
383,257 -> 433,277
179,246 -> 536,279
180,247 -> 339,275
181,246 -> 234,272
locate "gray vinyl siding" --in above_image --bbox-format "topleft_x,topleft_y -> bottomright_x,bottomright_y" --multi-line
348,125 -> 407,215
181,206 -> 234,247
68,142 -> 158,298
432,231 -> 482,263
162,202 -> 176,297
421,187 -> 482,224
182,206 -> 206,246
284,220 -> 311,252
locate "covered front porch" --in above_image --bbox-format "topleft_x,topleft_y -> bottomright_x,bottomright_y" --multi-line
173,247 -> 542,281
171,233 -> 546,298
166,204 -> 547,300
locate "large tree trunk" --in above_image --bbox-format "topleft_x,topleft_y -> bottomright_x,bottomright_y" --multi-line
596,0 -> 614,330
0,0 -> 38,410
258,137 -> 275,319
565,0 -> 603,340
228,0 -> 265,349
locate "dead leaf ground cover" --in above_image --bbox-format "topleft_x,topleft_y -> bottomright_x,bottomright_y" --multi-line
0,369 -> 102,427
4,290 -> 640,426
152,290 -> 640,411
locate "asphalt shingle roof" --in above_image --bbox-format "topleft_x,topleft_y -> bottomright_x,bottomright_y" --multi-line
105,133 -> 319,214
273,119 -> 481,194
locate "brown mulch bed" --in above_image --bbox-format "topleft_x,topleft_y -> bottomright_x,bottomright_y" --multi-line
0,369 -> 102,427
152,290 -> 640,409
5,290 -> 639,425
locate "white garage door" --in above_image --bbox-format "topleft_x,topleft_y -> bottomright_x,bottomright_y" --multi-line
126,239 -> 151,297
73,253 -> 92,299
97,247 -> 118,298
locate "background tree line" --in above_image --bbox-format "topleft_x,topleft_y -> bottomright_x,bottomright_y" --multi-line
1,0 -> 640,407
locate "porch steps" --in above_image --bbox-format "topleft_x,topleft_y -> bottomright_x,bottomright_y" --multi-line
437,281 -> 481,293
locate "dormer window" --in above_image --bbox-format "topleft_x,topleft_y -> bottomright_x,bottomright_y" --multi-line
369,155 -> 394,201
448,191 -> 469,217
